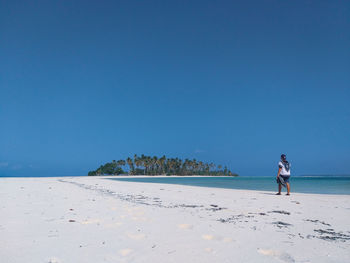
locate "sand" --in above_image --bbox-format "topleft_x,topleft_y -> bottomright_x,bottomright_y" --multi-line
0,176 -> 349,263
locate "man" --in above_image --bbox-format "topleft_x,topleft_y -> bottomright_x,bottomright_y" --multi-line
276,154 -> 291,195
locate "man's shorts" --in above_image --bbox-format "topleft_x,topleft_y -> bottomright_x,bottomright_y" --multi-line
280,175 -> 290,183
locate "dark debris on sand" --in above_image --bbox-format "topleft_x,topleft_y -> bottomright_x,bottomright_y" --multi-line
304,219 -> 331,226
206,204 -> 227,212
311,229 -> 350,242
268,210 -> 291,215
218,214 -> 254,223
272,221 -> 293,228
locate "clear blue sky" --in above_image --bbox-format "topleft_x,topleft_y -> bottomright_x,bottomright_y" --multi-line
1,0 -> 349,177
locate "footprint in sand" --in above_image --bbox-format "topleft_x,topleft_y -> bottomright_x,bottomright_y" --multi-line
202,234 -> 215,240
133,211 -> 145,217
104,222 -> 123,228
202,234 -> 233,243
205,247 -> 215,253
258,248 -> 295,263
131,216 -> 148,221
119,249 -> 133,256
178,224 -> 193,230
47,257 -> 60,263
81,219 -> 101,225
127,233 -> 146,240
222,237 -> 233,243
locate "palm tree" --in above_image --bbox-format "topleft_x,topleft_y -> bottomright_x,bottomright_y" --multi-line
209,163 -> 216,173
126,157 -> 134,175
134,154 -> 142,171
117,160 -> 126,168
152,156 -> 158,175
146,156 -> 152,175
133,154 -> 138,168
159,155 -> 166,174
205,163 -> 210,174
167,158 -> 174,175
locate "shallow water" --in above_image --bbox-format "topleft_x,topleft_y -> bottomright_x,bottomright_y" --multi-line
110,176 -> 350,195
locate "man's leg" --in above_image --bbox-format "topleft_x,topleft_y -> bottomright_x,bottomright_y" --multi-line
286,183 -> 290,195
277,184 -> 282,194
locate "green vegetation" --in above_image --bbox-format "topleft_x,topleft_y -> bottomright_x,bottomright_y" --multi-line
88,154 -> 238,176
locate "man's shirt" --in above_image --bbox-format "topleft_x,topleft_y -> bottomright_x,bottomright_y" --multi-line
279,161 -> 291,176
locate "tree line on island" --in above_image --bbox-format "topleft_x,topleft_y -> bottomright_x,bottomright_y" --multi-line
88,154 -> 238,176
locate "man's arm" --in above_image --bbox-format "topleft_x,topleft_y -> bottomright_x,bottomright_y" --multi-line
277,167 -> 281,178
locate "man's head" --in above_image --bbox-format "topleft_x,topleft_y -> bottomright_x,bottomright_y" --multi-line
281,154 -> 287,161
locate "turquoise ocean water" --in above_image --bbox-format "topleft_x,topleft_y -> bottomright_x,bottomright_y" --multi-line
110,176 -> 350,195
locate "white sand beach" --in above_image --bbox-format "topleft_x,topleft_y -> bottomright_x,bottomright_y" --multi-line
1,176 -> 349,263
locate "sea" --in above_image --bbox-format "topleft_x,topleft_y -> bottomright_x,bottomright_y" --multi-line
110,176 -> 350,195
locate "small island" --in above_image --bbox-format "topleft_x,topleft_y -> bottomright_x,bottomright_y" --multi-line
88,154 -> 238,176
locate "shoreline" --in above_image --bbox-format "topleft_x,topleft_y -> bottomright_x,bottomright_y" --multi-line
1,175 -> 349,196
108,175 -> 350,196
1,176 -> 349,262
